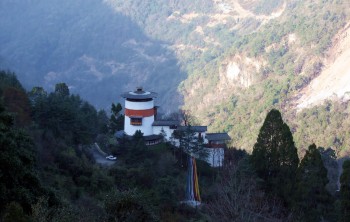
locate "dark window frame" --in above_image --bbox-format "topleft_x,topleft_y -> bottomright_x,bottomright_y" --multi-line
130,117 -> 142,126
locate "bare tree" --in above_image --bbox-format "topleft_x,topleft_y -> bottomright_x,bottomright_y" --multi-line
164,109 -> 199,126
179,109 -> 199,126
205,161 -> 291,222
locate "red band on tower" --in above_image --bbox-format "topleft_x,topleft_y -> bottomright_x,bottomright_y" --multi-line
125,108 -> 155,117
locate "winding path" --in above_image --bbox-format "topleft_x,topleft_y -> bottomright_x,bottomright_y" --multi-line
91,144 -> 116,166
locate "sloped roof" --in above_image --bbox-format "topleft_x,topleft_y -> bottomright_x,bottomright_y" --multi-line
177,126 -> 207,132
144,134 -> 162,141
152,120 -> 180,126
206,133 -> 231,141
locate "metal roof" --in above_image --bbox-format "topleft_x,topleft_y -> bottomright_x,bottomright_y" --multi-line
177,126 -> 207,132
144,134 -> 162,141
206,133 -> 231,141
152,120 -> 180,126
121,87 -> 157,100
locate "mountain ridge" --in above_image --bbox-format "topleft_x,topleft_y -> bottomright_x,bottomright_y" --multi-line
1,0 -> 350,154
0,0 -> 185,111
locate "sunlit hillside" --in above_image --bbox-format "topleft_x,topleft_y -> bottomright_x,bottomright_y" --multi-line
1,0 -> 350,154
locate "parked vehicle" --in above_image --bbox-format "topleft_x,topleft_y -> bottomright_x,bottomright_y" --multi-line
106,155 -> 117,161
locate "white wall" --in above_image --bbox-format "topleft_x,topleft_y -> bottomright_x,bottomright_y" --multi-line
124,99 -> 154,136
152,126 -> 175,140
163,128 -> 224,167
125,100 -> 154,110
124,115 -> 154,136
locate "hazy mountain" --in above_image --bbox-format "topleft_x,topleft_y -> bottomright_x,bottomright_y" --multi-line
0,0 -> 186,111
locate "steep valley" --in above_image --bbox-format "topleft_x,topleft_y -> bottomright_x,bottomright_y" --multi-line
1,0 -> 350,155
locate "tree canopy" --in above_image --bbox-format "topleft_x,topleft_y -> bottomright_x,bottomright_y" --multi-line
0,102 -> 46,213
340,160 -> 350,222
251,109 -> 299,204
109,103 -> 124,134
293,144 -> 333,221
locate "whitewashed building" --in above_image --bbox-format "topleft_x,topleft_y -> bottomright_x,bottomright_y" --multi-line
121,87 -> 231,167
152,120 -> 179,140
204,133 -> 231,167
121,87 -> 158,137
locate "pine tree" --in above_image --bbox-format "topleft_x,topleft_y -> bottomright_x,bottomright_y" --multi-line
105,189 -> 158,221
340,160 -> 350,222
251,109 -> 299,204
0,102 -> 46,213
54,83 -> 69,97
109,103 -> 124,133
293,144 -> 333,221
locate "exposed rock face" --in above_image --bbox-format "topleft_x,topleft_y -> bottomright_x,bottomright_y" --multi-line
297,22 -> 350,110
223,55 -> 264,88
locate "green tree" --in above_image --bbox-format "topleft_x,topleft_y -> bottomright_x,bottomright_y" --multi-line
2,202 -> 30,222
3,87 -> 31,126
74,101 -> 98,144
97,110 -> 109,134
54,83 -> 69,97
104,189 -> 158,222
251,109 -> 299,204
176,126 -> 207,158
0,70 -> 24,95
340,160 -> 350,222
174,126 -> 207,167
319,147 -> 339,195
28,86 -> 47,103
159,127 -> 167,143
32,91 -> 98,145
123,130 -> 149,165
109,103 -> 124,133
0,102 -> 46,213
293,144 -> 333,221
0,71 -> 31,127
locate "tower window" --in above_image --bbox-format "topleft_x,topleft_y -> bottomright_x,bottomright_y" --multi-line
130,117 -> 142,126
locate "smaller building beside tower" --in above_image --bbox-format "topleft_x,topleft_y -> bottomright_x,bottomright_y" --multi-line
205,133 -> 231,167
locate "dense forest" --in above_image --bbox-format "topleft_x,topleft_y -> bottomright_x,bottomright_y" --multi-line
1,70 -> 350,221
0,70 -> 214,221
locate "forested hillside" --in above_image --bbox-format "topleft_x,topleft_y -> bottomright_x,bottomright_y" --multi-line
107,0 -> 350,155
1,0 -> 350,155
1,71 -> 350,221
0,71 -> 216,221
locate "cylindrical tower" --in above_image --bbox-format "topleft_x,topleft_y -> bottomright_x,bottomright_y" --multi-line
121,87 -> 157,136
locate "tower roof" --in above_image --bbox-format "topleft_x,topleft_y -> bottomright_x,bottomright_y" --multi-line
121,87 -> 157,100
